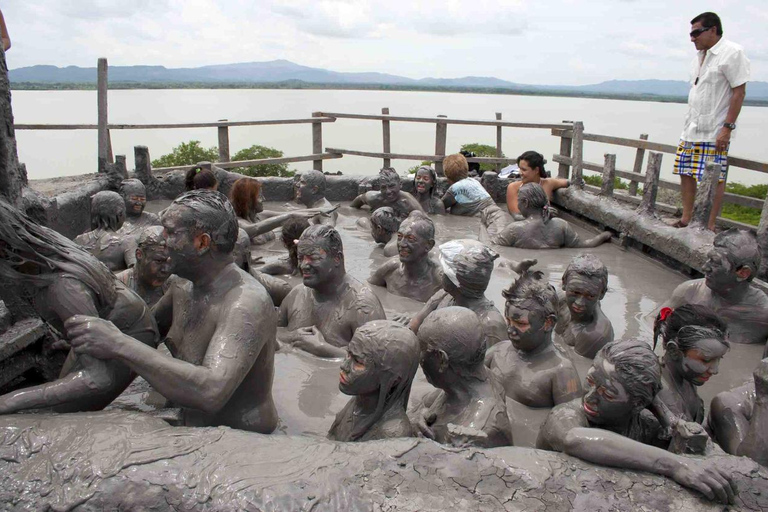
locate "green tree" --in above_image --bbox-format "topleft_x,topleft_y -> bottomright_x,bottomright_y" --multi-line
460,143 -> 504,173
230,145 -> 295,177
151,140 -> 218,168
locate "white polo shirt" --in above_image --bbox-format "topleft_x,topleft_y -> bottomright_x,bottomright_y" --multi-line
681,37 -> 750,143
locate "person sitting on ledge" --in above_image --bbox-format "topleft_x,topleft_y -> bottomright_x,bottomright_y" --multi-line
410,239 -> 510,348
368,211 -> 443,303
441,153 -> 495,216
506,150 -> 569,220
66,190 -> 279,433
653,304 -> 729,424
412,165 -> 445,215
117,179 -> 160,237
709,357 -> 768,467
279,225 -> 386,358
115,226 -> 171,308
185,166 -> 218,191
663,228 -> 768,351
0,197 -> 158,414
369,206 -> 400,257
486,271 -> 582,408
555,254 -> 614,359
260,217 -> 310,276
412,307 -> 513,448
328,320 -> 419,442
74,190 -> 137,272
292,170 -> 338,226
536,338 -> 737,505
350,167 -> 424,220
483,182 -> 612,249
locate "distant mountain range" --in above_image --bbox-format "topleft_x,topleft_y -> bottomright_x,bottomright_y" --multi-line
9,59 -> 768,101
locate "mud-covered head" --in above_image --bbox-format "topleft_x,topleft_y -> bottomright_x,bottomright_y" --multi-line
378,167 -> 401,204
297,224 -> 345,288
562,254 -> 608,321
294,170 -> 326,205
338,319 -> 420,440
502,271 -> 558,352
0,197 -> 117,311
281,217 -> 310,268
653,304 -> 729,386
230,177 -> 263,220
413,165 -> 437,197
705,228 -> 760,291
119,179 -> 147,217
517,150 -> 547,181
397,211 -> 435,264
419,307 -> 486,385
370,206 -> 400,244
584,339 -> 662,425
185,166 -> 218,191
439,239 -> 498,299
517,182 -> 552,223
89,191 -> 126,231
135,225 -> 170,287
443,153 -> 469,184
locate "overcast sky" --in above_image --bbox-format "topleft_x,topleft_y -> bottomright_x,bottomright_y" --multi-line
3,0 -> 766,85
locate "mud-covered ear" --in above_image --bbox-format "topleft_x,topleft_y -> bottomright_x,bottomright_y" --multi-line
135,248 -> 144,261
195,232 -> 212,253
438,349 -> 450,373
543,314 -> 556,333
427,238 -> 435,251
666,340 -> 682,359
736,265 -> 752,281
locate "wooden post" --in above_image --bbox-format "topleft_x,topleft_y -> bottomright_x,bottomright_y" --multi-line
600,153 -> 616,197
434,115 -> 447,176
689,161 -> 720,228
756,190 -> 768,279
312,112 -> 323,172
571,121 -> 584,187
107,130 -> 114,164
115,154 -> 127,178
495,112 -> 502,173
218,119 -> 230,163
628,133 -> 648,196
557,121 -> 573,179
134,145 -> 151,184
382,107 -> 391,168
638,152 -> 663,215
97,58 -> 109,173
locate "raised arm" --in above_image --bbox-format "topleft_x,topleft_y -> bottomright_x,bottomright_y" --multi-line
368,258 -> 398,287
350,193 -> 368,209
506,182 -> 521,215
240,210 -> 328,238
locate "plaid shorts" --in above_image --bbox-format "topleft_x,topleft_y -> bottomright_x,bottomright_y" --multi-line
673,140 -> 728,182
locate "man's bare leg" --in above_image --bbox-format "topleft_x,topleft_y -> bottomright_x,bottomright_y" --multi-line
708,181 -> 727,231
679,175 -> 697,226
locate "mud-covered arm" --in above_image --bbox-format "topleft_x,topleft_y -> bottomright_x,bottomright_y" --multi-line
368,258 -> 398,287
123,236 -> 138,268
737,360 -> 768,466
152,285 -> 175,340
402,192 -> 425,213
350,193 -> 369,209
441,189 -> 457,209
240,210 -> 326,238
506,182 -> 521,215
409,290 -> 449,333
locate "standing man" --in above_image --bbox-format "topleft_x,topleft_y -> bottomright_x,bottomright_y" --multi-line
674,12 -> 749,231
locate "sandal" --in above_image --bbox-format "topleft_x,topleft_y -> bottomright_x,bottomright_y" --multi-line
670,220 -> 689,228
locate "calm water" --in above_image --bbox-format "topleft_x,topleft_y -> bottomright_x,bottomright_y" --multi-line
13,89 -> 768,186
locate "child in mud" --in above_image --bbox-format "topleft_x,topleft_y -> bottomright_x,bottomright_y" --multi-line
369,206 -> 400,257
441,153 -> 495,216
412,165 -> 445,215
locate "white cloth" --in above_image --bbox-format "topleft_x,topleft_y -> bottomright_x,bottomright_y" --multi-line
681,38 -> 750,143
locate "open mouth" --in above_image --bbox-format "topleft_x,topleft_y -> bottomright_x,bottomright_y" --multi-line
582,402 -> 599,417
339,372 -> 348,385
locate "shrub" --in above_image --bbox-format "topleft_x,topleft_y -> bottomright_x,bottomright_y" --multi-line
230,145 -> 295,177
151,140 -> 217,168
460,143 -> 503,173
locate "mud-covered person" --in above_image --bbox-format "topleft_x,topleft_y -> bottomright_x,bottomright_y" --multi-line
115,226 -> 171,308
536,339 -> 737,505
441,153 -> 495,216
117,179 -> 160,237
66,190 -> 279,433
350,167 -> 424,220
486,271 -> 582,407
74,190 -> 137,272
279,225 -> 386,358
412,165 -> 445,215
292,170 -> 338,226
368,211 -> 443,303
369,206 -> 400,257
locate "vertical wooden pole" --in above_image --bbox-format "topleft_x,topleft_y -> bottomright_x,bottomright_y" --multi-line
639,152 -> 663,215
557,122 -> 573,179
434,115 -> 447,176
756,189 -> 768,279
570,121 -> 584,187
218,119 -> 230,163
312,112 -> 323,172
600,153 -> 616,197
690,161 -> 720,228
382,107 -> 391,169
97,58 -> 109,173
628,133 -> 648,196
115,154 -> 127,178
134,145 -> 151,184
495,112 -> 502,173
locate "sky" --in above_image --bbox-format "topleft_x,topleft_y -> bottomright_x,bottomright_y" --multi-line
3,0 -> 767,85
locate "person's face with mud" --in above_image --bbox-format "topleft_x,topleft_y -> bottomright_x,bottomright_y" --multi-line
160,206 -> 203,277
379,176 -> 401,204
669,336 -> 727,387
582,355 -> 633,426
123,188 -> 147,218
414,168 -> 433,196
397,219 -> 433,264
564,274 -> 604,322
703,248 -> 740,293
294,175 -> 314,203
504,300 -> 552,352
297,238 -> 339,289
136,244 -> 171,288
339,335 -> 379,395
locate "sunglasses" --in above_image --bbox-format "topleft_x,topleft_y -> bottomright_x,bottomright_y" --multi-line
690,26 -> 713,38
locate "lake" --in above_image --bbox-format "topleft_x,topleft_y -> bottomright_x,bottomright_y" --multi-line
12,89 -> 768,186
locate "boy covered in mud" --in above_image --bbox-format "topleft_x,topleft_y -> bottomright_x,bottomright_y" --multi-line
351,167 -> 424,220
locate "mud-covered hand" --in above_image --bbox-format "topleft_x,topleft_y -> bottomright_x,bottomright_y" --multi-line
64,315 -> 124,360
754,358 -> 768,398
670,458 -> 737,504
292,326 -> 326,351
416,411 -> 437,440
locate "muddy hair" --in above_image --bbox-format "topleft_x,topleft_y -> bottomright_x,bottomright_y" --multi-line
119,178 -> 146,198
371,206 -> 400,234
185,166 -> 218,191
299,224 -> 344,262
300,170 -> 326,195
713,228 -> 760,282
599,339 -> 662,411
517,150 -> 547,179
440,239 -> 498,299
230,177 -> 261,220
400,210 -> 435,242
171,190 -> 239,255
652,303 -> 729,353
0,197 -> 117,311
378,167 -> 401,187
136,225 -> 165,251
419,307 -> 487,380
412,165 -> 438,197
502,270 -> 558,320
443,153 -> 469,182
90,191 -> 125,231
563,254 -> 608,293
518,183 -> 553,224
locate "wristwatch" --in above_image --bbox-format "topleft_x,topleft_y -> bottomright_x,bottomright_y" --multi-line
723,122 -> 736,130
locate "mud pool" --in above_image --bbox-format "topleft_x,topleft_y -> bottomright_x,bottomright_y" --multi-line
131,200 -> 764,447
